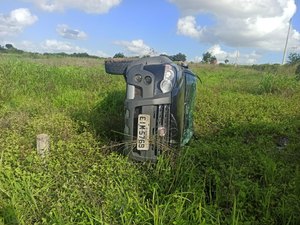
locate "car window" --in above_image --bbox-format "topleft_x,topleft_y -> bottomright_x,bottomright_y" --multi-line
182,72 -> 197,145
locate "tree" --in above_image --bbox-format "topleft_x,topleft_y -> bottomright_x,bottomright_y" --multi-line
172,53 -> 186,62
5,43 -> 14,49
202,52 -> 210,63
287,52 -> 300,64
295,64 -> 300,75
225,59 -> 229,64
113,52 -> 125,58
159,53 -> 187,62
210,56 -> 217,64
202,51 -> 217,64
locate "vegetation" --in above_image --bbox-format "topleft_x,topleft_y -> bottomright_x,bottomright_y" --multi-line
295,64 -> 300,81
288,52 -> 300,64
0,53 -> 300,224
202,51 -> 217,64
168,53 -> 187,62
113,52 -> 125,58
0,44 -> 100,59
0,44 -> 24,54
159,53 -> 187,62
43,52 -> 99,59
111,52 -> 187,61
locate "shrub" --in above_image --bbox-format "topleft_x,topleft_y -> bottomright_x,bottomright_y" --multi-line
295,64 -> 300,81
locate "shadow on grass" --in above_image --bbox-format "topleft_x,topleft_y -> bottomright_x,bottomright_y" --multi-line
0,203 -> 19,225
89,90 -> 126,142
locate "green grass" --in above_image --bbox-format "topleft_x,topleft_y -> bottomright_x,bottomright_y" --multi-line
0,54 -> 300,224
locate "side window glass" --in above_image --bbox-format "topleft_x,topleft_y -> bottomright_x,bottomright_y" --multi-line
182,72 -> 197,145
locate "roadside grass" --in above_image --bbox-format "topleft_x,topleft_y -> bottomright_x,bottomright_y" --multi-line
0,54 -> 300,224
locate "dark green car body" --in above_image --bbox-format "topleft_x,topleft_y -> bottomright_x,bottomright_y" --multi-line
105,56 -> 197,162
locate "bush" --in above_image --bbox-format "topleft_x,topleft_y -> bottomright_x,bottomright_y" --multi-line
295,64 -> 300,81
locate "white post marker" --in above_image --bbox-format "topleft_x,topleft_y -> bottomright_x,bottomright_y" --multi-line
36,134 -> 50,158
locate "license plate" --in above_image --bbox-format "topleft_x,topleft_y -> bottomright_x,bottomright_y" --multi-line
137,114 -> 150,150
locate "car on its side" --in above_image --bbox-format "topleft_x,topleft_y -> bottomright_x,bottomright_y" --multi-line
105,56 -> 197,162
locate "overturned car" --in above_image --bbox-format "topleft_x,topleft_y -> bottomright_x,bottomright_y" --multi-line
105,56 -> 197,162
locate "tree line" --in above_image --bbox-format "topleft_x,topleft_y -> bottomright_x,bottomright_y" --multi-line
0,43 -> 100,59
113,52 -> 188,62
1,43 -> 299,64
0,44 -> 24,54
201,51 -> 300,65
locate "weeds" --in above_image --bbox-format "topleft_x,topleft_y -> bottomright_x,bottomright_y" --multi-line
0,54 -> 300,224
295,64 -> 300,81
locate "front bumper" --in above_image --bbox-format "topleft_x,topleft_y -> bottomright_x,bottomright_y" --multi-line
123,95 -> 178,162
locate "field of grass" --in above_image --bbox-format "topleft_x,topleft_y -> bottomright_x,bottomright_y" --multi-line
0,53 -> 300,225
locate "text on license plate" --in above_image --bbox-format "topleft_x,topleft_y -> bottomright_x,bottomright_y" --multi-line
137,114 -> 150,150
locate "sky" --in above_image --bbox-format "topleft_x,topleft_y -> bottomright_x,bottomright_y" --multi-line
0,0 -> 299,64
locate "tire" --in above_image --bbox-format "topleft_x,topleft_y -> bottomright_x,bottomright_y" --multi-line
105,58 -> 135,75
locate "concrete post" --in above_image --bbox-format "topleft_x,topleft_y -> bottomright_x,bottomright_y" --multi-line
36,134 -> 50,158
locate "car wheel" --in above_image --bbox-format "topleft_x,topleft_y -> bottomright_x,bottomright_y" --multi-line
104,58 -> 134,75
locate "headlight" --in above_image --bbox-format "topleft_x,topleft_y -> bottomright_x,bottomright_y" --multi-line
160,64 -> 175,93
164,69 -> 174,80
160,79 -> 173,93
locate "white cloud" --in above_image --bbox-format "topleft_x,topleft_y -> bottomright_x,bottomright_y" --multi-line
292,29 -> 300,41
177,16 -> 204,38
28,0 -> 122,13
93,50 -> 110,58
170,0 -> 295,18
16,40 -> 37,52
0,8 -> 38,37
115,39 -> 156,56
56,24 -> 87,40
11,39 -> 110,57
41,39 -> 88,53
195,44 -> 261,64
207,44 -> 227,60
172,0 -> 299,51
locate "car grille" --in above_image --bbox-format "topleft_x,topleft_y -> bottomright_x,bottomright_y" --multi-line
154,105 -> 170,155
131,104 -> 178,157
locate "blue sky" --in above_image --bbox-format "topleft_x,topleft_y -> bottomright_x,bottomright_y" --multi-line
0,0 -> 299,64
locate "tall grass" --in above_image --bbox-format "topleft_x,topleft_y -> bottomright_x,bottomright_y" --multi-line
0,54 -> 300,224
